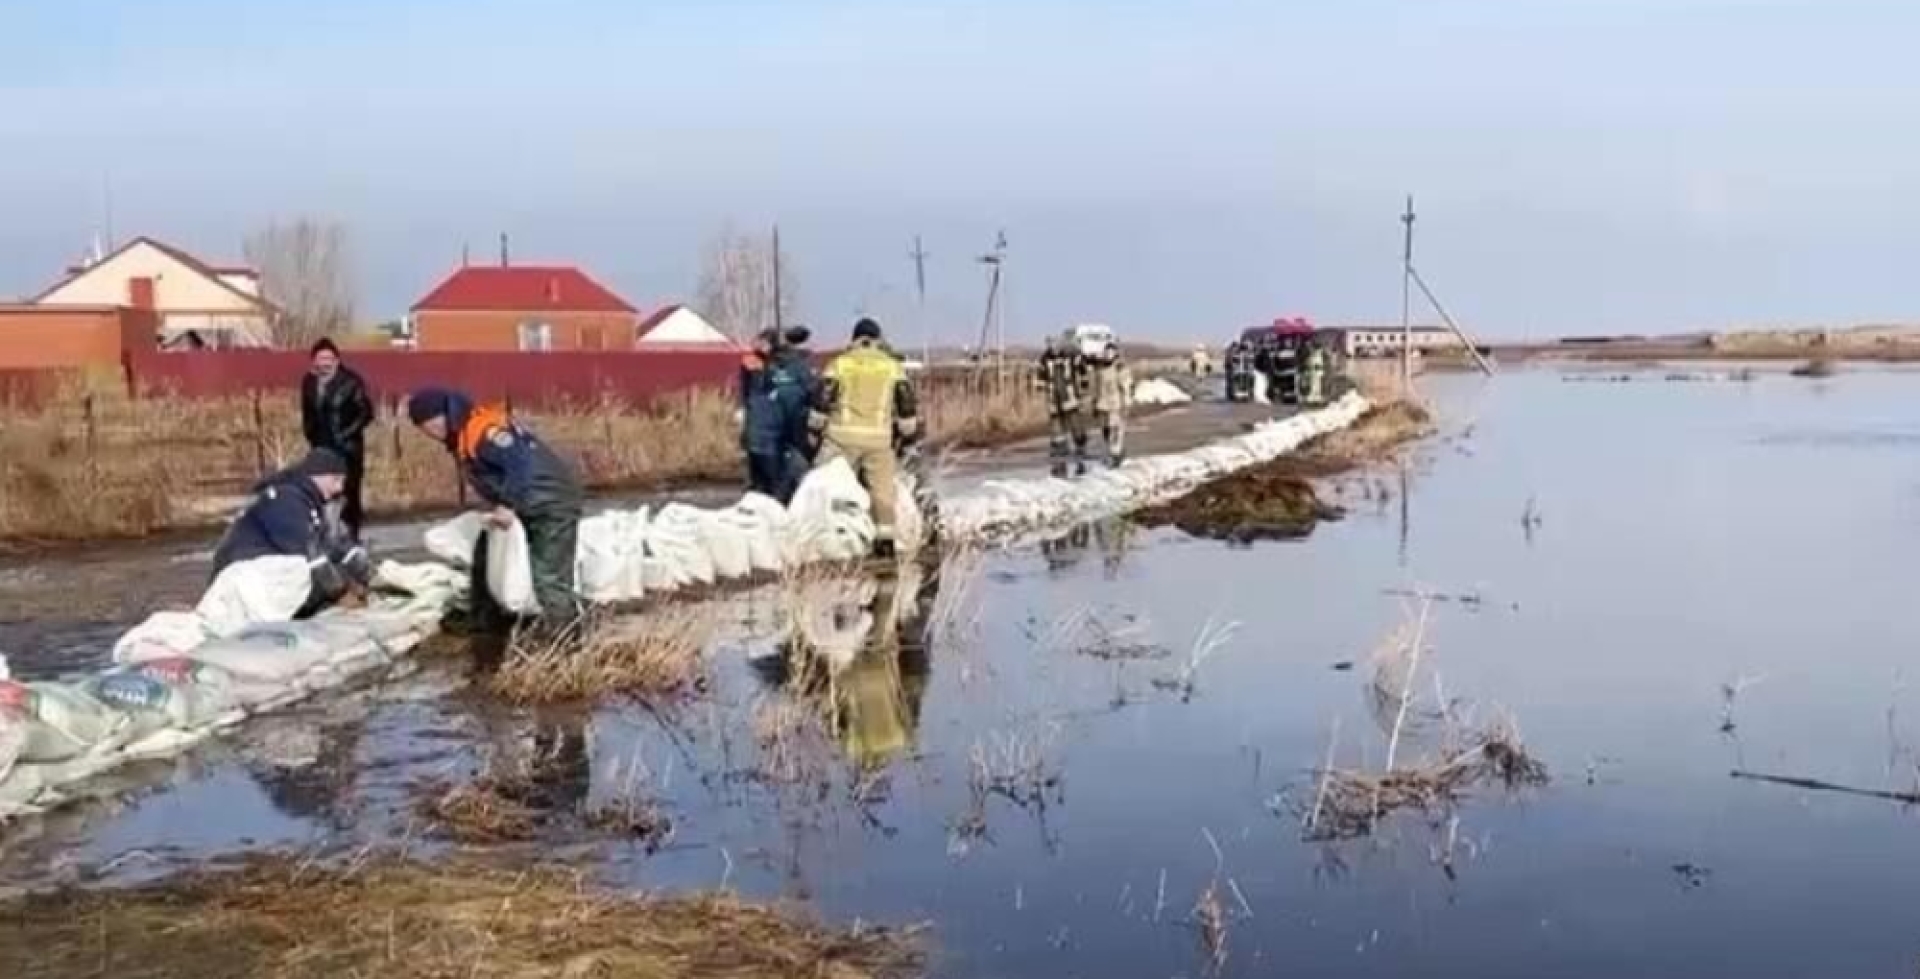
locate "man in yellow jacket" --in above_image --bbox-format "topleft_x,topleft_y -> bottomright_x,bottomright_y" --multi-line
813,318 -> 920,559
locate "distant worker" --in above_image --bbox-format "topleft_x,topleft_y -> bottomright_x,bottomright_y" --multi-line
1035,333 -> 1089,476
1301,338 -> 1330,407
406,388 -> 584,636
299,338 -> 374,541
812,318 -> 919,559
1189,344 -> 1212,378
739,326 -> 816,504
1225,340 -> 1255,402
1085,340 -> 1131,467
211,448 -> 372,619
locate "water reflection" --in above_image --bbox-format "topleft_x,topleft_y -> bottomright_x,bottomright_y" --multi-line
750,563 -> 939,772
245,719 -> 363,831
1038,517 -> 1137,577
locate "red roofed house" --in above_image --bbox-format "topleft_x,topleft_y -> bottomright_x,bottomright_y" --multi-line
410,262 -> 637,352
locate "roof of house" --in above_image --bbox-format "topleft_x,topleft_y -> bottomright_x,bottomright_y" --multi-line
633,305 -> 739,347
38,236 -> 272,312
412,265 -> 636,314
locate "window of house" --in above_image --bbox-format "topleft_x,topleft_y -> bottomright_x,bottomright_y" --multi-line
517,321 -> 554,351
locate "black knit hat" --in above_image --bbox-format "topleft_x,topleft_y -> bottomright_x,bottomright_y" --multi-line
852,318 -> 882,341
298,447 -> 349,478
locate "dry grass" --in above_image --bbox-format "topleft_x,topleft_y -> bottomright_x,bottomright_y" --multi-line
0,854 -> 925,979
0,374 -> 1045,548
487,610 -> 716,705
1295,599 -> 1547,842
414,777 -> 540,844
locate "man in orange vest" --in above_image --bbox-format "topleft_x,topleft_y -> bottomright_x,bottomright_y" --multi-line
407,387 -> 584,635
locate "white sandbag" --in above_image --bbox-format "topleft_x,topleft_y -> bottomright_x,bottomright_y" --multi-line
375,560 -> 467,598
112,611 -> 215,664
576,509 -> 650,603
424,512 -> 484,568
1253,372 -> 1271,405
196,555 -> 314,637
726,494 -> 788,574
157,620 -> 364,683
85,658 -> 240,734
648,504 -> 717,591
486,520 -> 540,615
1132,378 -> 1192,406
0,709 -> 21,787
0,680 -> 132,764
697,508 -> 753,580
893,474 -> 926,554
787,459 -> 877,563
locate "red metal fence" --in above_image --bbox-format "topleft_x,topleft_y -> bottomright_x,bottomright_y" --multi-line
121,349 -> 744,408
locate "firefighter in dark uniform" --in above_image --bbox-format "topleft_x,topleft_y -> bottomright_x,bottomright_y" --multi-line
1035,333 -> 1089,477
406,387 -> 585,636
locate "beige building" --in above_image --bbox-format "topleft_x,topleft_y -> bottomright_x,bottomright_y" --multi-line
1335,325 -> 1463,359
34,237 -> 277,348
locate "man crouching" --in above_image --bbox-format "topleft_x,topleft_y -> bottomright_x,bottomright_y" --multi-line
211,448 -> 371,618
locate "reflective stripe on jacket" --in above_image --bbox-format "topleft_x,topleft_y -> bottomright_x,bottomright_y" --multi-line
823,345 -> 905,445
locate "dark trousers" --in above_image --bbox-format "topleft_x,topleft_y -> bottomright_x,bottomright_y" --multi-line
747,448 -> 804,505
341,449 -> 365,541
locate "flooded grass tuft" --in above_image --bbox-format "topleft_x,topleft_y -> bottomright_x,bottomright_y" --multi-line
488,610 -> 714,705
0,854 -> 927,979
414,776 -> 540,844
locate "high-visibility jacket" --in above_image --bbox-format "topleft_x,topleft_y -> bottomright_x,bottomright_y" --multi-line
822,343 -> 910,447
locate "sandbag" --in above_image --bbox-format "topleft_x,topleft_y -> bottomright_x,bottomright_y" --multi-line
786,459 -> 876,563
153,620 -> 361,683
892,473 -> 926,554
725,494 -> 788,574
85,659 -> 240,733
424,512 -> 484,568
576,509 -> 648,604
486,521 -> 540,615
648,504 -> 716,591
0,708 -> 22,787
112,610 -> 215,664
0,680 -> 131,764
697,509 -> 753,580
1132,378 -> 1192,406
375,560 -> 467,599
197,555 -> 315,636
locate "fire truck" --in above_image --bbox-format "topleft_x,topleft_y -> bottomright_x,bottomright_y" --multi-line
1225,317 -> 1328,404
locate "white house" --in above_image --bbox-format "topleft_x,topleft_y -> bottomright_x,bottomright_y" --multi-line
34,237 -> 277,348
633,304 -> 738,349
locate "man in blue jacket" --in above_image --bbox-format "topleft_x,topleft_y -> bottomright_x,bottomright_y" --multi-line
211,448 -> 371,618
739,326 -> 816,504
406,387 -> 584,636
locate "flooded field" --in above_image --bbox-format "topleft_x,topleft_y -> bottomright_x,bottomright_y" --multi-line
7,367 -> 1920,977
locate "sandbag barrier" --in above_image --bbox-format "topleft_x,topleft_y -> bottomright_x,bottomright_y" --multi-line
0,394 -> 1369,822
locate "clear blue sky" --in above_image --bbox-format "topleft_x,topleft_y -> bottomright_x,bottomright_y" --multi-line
3,0 -> 1916,340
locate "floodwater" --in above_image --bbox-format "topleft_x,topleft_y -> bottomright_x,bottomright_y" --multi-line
8,367 -> 1920,977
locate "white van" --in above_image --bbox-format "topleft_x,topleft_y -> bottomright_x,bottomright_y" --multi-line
1071,323 -> 1116,357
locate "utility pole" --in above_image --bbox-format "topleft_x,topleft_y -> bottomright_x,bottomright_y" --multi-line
1400,195 -> 1416,391
771,224 -> 784,332
499,232 -> 510,267
975,231 -> 1008,370
909,234 -> 931,365
1398,196 -> 1494,380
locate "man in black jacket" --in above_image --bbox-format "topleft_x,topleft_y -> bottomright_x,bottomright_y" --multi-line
300,338 -> 374,540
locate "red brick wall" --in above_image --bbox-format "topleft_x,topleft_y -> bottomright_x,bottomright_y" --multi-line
414,310 -> 636,352
0,308 -> 155,369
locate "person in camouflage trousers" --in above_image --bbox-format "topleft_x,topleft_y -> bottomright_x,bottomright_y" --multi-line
1035,334 -> 1089,477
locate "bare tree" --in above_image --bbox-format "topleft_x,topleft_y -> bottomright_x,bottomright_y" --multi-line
694,227 -> 799,342
243,218 -> 358,348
